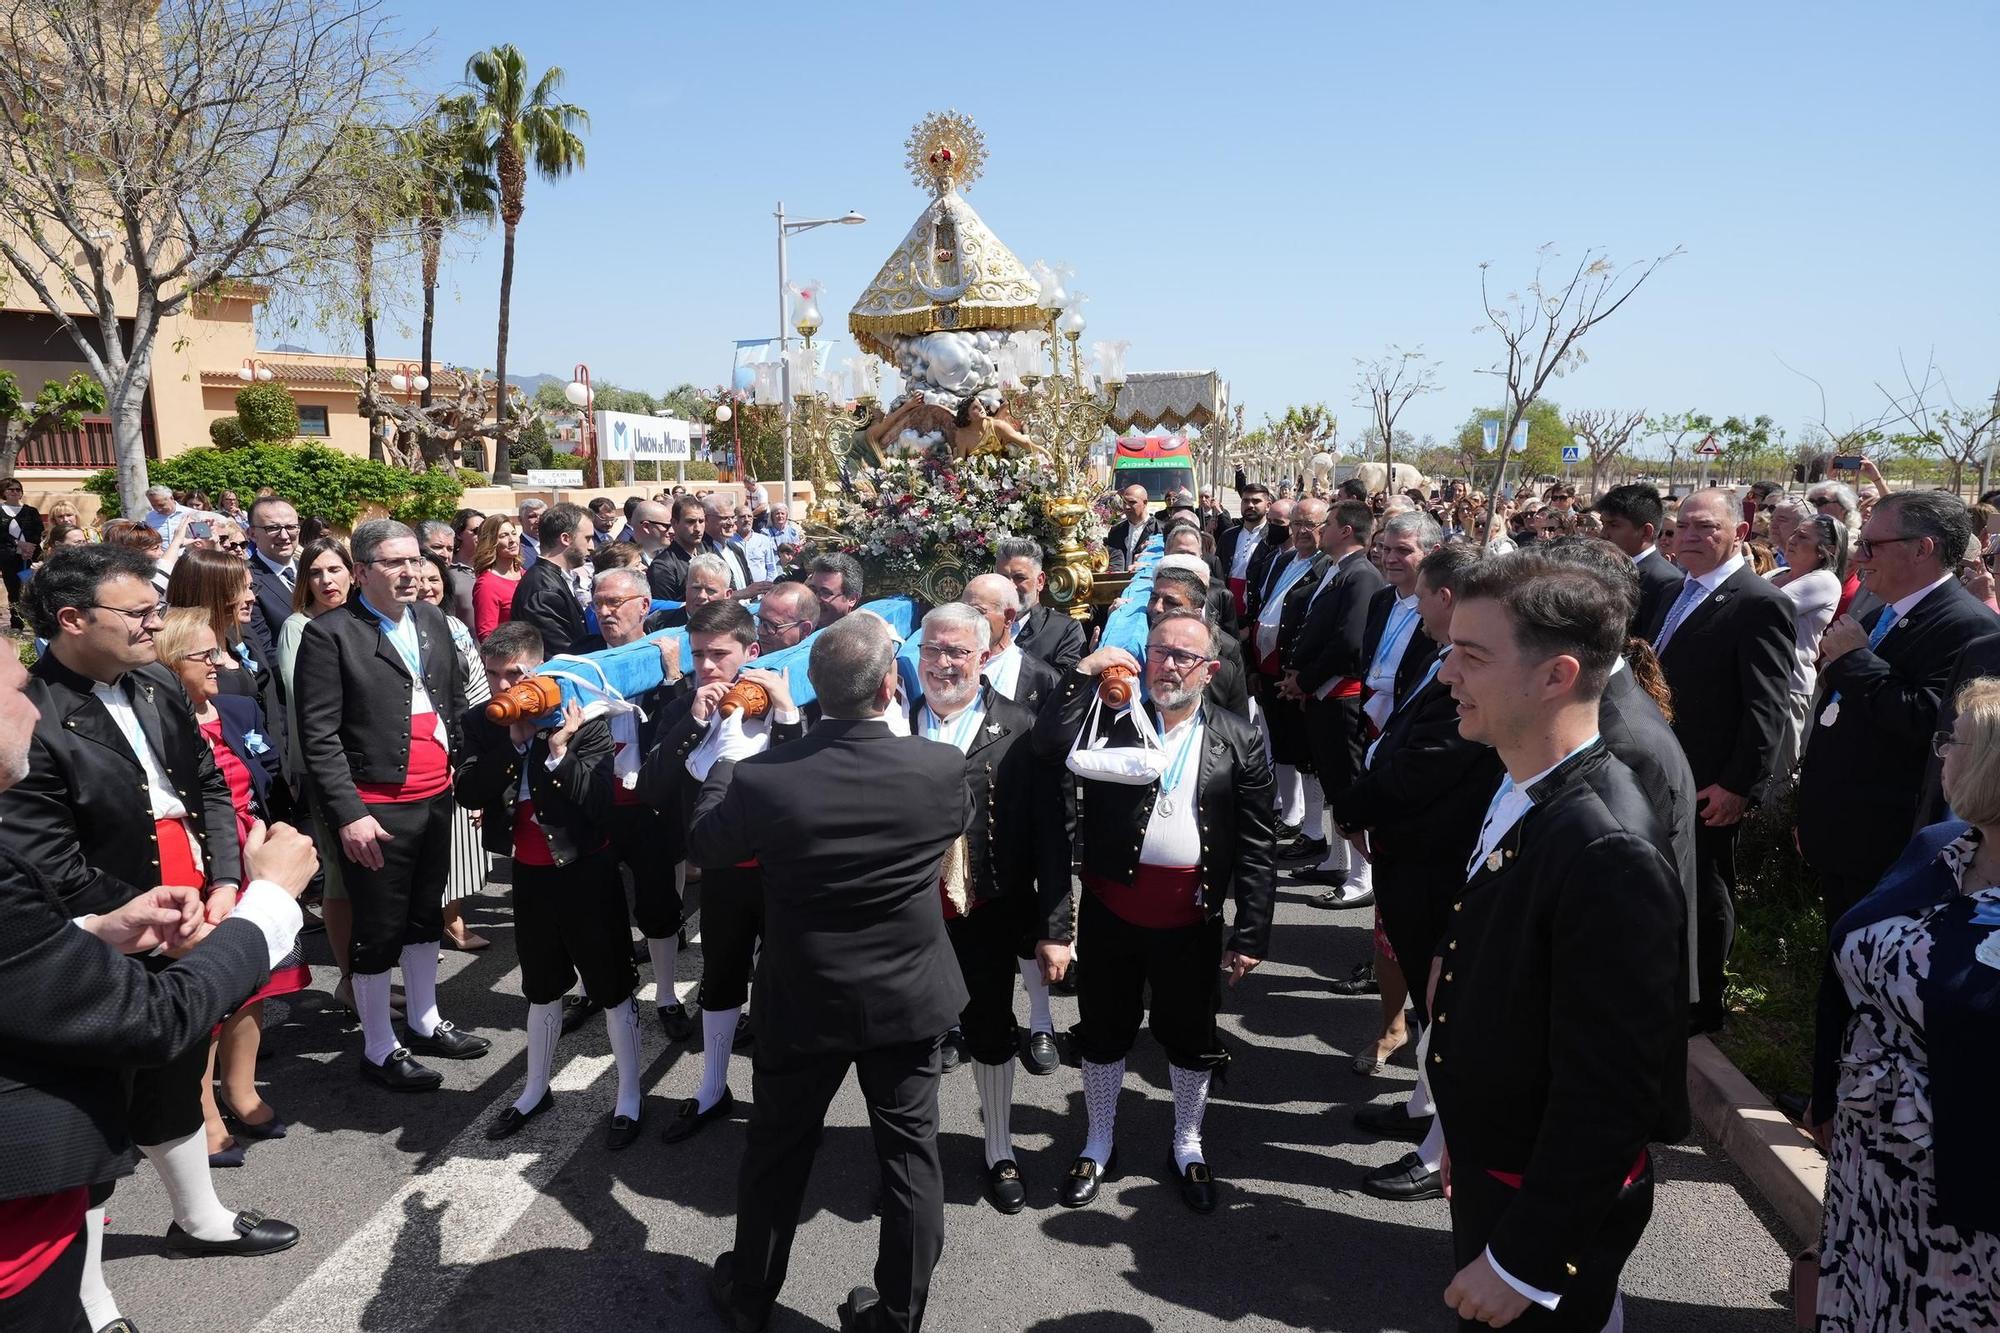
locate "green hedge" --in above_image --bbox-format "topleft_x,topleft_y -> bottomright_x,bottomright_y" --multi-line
1715,782 -> 1826,1100
86,444 -> 470,528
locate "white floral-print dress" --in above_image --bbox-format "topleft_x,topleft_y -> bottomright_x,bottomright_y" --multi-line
1818,831 -> 2000,1331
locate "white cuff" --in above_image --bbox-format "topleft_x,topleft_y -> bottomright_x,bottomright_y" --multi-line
772,706 -> 800,726
1485,1247 -> 1561,1311
230,880 -> 305,969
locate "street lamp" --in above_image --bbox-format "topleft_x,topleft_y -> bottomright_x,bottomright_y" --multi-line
237,358 -> 274,383
566,364 -> 596,487
776,203 -> 864,517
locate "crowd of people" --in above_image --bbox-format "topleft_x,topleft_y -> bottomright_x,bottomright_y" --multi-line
0,461 -> 1996,1333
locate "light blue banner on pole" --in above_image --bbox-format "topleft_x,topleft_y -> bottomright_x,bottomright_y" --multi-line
1480,419 -> 1500,454
1510,420 -> 1530,454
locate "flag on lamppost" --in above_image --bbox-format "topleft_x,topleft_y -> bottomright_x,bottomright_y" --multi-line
1511,420 -> 1529,454
1481,418 -> 1500,454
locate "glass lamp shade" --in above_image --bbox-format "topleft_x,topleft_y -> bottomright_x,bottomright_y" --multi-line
714,403 -> 733,423
412,375 -> 429,393
1056,308 -> 1087,338
751,361 -> 784,406
785,346 -> 818,400
237,365 -> 253,382
565,380 -> 591,408
791,282 -> 824,339
389,373 -> 408,392
1032,260 -> 1068,312
1093,339 -> 1130,386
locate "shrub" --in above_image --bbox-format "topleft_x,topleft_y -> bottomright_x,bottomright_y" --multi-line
87,443 -> 464,529
209,416 -> 248,449
234,383 -> 300,444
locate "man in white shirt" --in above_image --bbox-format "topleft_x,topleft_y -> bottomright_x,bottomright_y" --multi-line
961,573 -> 1058,713
1217,483 -> 1273,618
246,496 -> 302,652
733,509 -> 781,585
141,485 -> 191,543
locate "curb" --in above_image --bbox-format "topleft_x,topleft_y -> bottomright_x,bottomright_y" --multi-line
1685,1036 -> 1824,1244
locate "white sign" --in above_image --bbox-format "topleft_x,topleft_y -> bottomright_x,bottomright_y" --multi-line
527,469 -> 583,487
597,410 -> 692,462
1561,445 -> 1585,464
1695,439 -> 1723,457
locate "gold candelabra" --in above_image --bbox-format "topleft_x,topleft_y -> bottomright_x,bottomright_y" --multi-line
1005,314 -> 1122,620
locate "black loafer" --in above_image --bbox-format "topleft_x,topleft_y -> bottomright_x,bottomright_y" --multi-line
1310,886 -> 1375,909
1354,1103 -> 1432,1142
1328,962 -> 1379,996
708,1251 -> 769,1333
1177,1160 -> 1218,1215
360,1047 -> 442,1092
1362,1150 -> 1444,1201
208,1141 -> 245,1169
837,1285 -> 882,1333
1021,1030 -> 1060,1076
486,1090 -> 554,1141
1057,1150 -> 1115,1209
561,995 -> 604,1035
661,1087 -> 734,1144
986,1159 -> 1027,1215
659,1002 -> 696,1042
1280,837 -> 1329,864
164,1210 -> 300,1258
606,1112 -> 641,1151
940,1031 -> 966,1073
1286,865 -> 1340,885
407,1021 -> 490,1060
97,1320 -> 141,1333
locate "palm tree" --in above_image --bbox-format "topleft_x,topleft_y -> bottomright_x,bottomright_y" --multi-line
334,124 -> 396,462
397,96 -> 496,415
463,44 -> 588,484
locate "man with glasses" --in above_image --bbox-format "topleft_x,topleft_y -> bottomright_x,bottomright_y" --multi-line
295,520 -> 489,1091
1035,611 -> 1276,1215
0,544 -> 303,1260
246,496 -> 302,653
630,499 -> 673,565
1798,491 -> 2000,929
756,582 -> 820,657
806,552 -> 864,628
1643,487 -> 1795,1033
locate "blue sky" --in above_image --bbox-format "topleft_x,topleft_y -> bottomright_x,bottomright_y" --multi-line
326,0 -> 1999,454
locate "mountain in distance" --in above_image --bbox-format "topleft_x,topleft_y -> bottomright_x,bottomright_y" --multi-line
507,371 -> 561,396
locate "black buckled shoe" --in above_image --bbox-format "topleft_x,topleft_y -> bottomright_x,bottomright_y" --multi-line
985,1159 -> 1027,1215
606,1112 -> 642,1152
407,1021 -> 490,1060
1361,1150 -> 1444,1201
561,995 -> 604,1035
708,1251 -> 769,1333
1057,1150 -> 1115,1209
658,1002 -> 696,1042
837,1285 -> 882,1333
486,1090 -> 554,1141
1353,1103 -> 1433,1142
1280,836 -> 1330,864
661,1087 -> 734,1144
940,1030 -> 967,1073
96,1320 -> 141,1333
1328,960 -> 1379,995
1177,1160 -> 1218,1214
1021,1030 -> 1060,1076
359,1047 -> 442,1092
164,1210 -> 301,1258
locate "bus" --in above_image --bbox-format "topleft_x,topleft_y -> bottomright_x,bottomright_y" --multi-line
1112,434 -> 1197,502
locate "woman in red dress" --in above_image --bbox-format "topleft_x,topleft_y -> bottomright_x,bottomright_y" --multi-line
471,515 -> 526,640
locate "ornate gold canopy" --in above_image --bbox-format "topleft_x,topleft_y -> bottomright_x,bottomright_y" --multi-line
848,112 -> 1043,358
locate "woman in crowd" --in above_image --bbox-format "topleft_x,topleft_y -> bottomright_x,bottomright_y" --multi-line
472,512 -> 525,640
102,517 -> 180,597
449,507 -> 484,626
418,551 -> 493,951
276,537 -> 359,1005
155,608 -> 312,1165
1810,676 -> 2000,1329
166,546 -> 273,699
1767,514 -> 1845,779
43,496 -> 86,539
1806,480 -> 1865,617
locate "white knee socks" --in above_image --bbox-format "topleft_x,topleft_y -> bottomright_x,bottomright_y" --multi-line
972,1059 -> 1015,1169
606,999 -> 643,1120
1018,957 -> 1054,1035
400,941 -> 442,1039
354,969 -> 399,1066
1080,1058 -> 1124,1167
515,1000 -> 560,1115
1342,853 -> 1374,898
1407,1028 -> 1436,1118
79,1205 -> 119,1327
140,1129 -> 238,1242
1301,776 -> 1326,843
1274,763 -> 1304,826
647,935 -> 679,1008
696,1005 -> 738,1112
1169,1065 -> 1211,1172
1415,1111 -> 1446,1173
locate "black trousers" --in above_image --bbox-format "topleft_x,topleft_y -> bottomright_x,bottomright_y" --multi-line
340,793 -> 453,976
729,1035 -> 945,1333
125,953 -> 213,1144
1072,889 -> 1227,1072
1263,689 -> 1314,771
0,555 -> 27,632
1373,854 -> 1452,1027
0,1219 -> 88,1333
947,899 -> 1022,1066
1448,1159 -> 1654,1332
696,864 -> 763,1013
514,850 -> 638,1007
1690,821 -> 1739,1030
607,802 -> 682,940
1303,694 -> 1364,799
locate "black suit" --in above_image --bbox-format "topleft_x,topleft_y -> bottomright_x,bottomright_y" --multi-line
1915,632 -> 2000,833
1429,744 -> 1688,1329
248,551 -> 296,661
1599,666 -> 1700,1003
1798,577 -> 2000,925
1646,561 -> 1794,1027
990,643 -> 1060,715
1358,584 -> 1439,728
1105,517 -> 1162,573
1014,603 -> 1087,676
1290,550 -> 1386,800
1241,528 -> 1290,621
0,501 -> 41,627
687,718 -> 967,1333
1633,549 -> 1683,638
1257,550 -> 1327,771
510,555 -> 586,658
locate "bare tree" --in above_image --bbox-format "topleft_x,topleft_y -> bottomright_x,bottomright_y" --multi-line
1354,345 -> 1440,475
0,0 -> 421,513
1874,352 -> 2000,497
1775,353 -> 1893,480
1564,409 -> 1647,495
1475,244 -> 1681,535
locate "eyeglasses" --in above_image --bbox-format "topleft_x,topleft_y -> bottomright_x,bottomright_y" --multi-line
1933,730 -> 1962,758
179,648 -> 223,665
1854,534 -> 1920,558
918,644 -> 978,664
758,615 -> 808,636
90,600 -> 167,625
592,593 -> 646,613
255,523 -> 300,535
364,557 -> 426,572
1148,646 -> 1215,672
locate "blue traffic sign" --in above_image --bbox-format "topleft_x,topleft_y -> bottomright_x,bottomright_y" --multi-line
1561,445 -> 1583,464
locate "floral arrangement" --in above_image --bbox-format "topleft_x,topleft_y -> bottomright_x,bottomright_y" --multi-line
829,445 -> 1105,591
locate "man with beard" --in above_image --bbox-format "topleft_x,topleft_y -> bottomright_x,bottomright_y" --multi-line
995,538 -> 1087,675
1216,482 -> 1274,618
1036,612 -> 1277,1214
909,604 -> 1070,1213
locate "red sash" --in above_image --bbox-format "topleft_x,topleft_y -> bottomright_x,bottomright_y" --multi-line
0,1187 -> 85,1299
1227,577 -> 1248,618
1487,1149 -> 1649,1191
1083,866 -> 1204,930
155,818 -> 201,888
357,710 -> 450,805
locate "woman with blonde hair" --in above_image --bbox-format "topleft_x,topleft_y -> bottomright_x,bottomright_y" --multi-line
471,513 -> 525,640
1809,676 -> 2000,1328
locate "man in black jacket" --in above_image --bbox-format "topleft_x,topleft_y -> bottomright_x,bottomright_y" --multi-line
1214,482 -> 1274,618
295,519 -> 489,1092
692,614 -> 967,1333
245,495 -> 302,655
647,494 -> 713,605
1593,483 -> 1684,636
909,604 -> 1071,1215
1240,497 -> 1294,624
510,500 -> 593,658
1798,491 -> 2000,926
1432,551 -> 1688,1332
1643,488 -> 1795,1033
1,545 -> 305,1268
1105,484 -> 1161,573
1248,500 -> 1325,845
455,623 -> 645,1150
961,573 -> 1060,714
997,537 -> 1087,675
1034,613 -> 1277,1217
1147,564 -> 1251,718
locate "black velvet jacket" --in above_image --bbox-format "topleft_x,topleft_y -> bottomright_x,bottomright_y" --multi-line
636,688 -> 805,868
453,710 -> 616,865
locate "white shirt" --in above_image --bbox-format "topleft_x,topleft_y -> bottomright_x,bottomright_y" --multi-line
1253,554 -> 1314,663
74,879 -> 301,967
1366,645 -> 1448,769
1139,710 -> 1205,868
1228,522 -> 1265,581
1653,553 -> 1743,651
1633,545 -> 1658,566
1466,737 -> 1601,881
920,697 -> 986,755
252,546 -> 296,587
984,643 -> 1025,702
90,681 -> 191,823
1362,593 -> 1422,731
